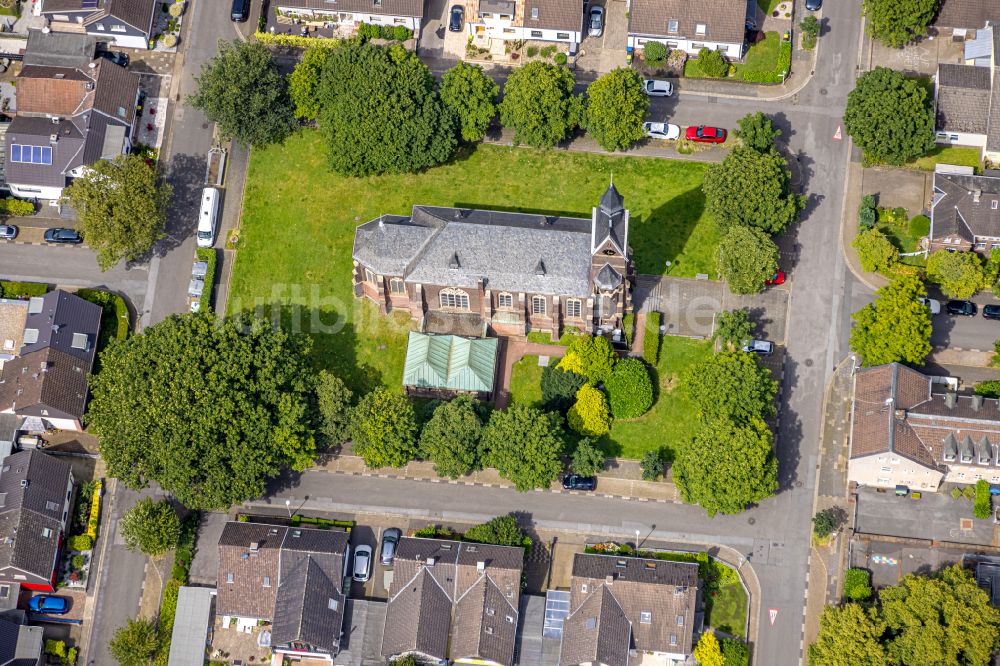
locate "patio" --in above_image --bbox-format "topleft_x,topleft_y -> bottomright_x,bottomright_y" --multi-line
264,6 -> 354,39
209,616 -> 272,665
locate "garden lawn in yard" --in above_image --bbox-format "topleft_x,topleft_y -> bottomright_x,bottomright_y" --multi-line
229,132 -> 717,392
685,33 -> 789,84
508,355 -> 544,407
756,0 -> 782,14
707,579 -> 749,639
904,145 -> 982,172
741,32 -> 780,72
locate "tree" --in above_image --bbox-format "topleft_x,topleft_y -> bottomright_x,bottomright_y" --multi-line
119,498 -> 180,556
315,370 -> 353,449
852,229 -> 898,274
419,396 -> 484,478
86,313 -> 316,510
351,388 -> 419,469
809,604 -> 888,666
721,638 -> 750,666
567,384 -> 613,437
557,335 -> 617,384
189,40 -> 294,147
288,46 -> 332,120
863,0 -> 939,48
800,15 -> 820,48
696,47 -> 729,78
317,42 -> 456,176
718,225 -> 780,295
109,617 -> 159,666
926,249 -> 986,299
604,357 -> 654,418
481,405 -> 565,491
694,631 -> 725,666
541,365 -> 587,412
643,41 -> 667,68
464,513 -> 527,547
845,568 -> 873,601
61,154 -> 171,271
674,416 -> 777,516
844,67 -> 935,165
499,61 -> 585,148
682,351 -> 778,424
586,68 -> 649,151
571,438 -> 607,476
736,112 -> 780,153
440,62 -> 499,143
850,275 -> 932,366
812,507 -> 845,539
880,565 -> 1000,666
703,144 -> 805,235
640,449 -> 666,481
713,308 -> 754,351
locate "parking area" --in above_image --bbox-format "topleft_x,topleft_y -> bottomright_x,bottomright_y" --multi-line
855,486 -> 998,547
418,0 -> 466,59
576,0 -> 627,73
869,33 -> 963,76
849,535 -> 975,590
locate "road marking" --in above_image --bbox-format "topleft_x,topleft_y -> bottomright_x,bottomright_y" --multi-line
833,125 -> 842,141
769,607 -> 778,625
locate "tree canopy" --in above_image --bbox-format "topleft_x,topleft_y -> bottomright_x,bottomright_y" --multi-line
863,0 -> 939,48
481,405 -> 565,491
586,68 -> 649,151
570,439 -> 607,476
288,46 -> 332,120
350,388 -> 419,468
109,618 -> 159,666
850,275 -> 932,366
718,224 -> 780,295
541,365 -> 587,413
926,249 -> 986,299
567,384 -> 612,437
440,62 -> 499,143
317,42 -> 456,175
682,351 -> 778,423
713,308 -> 754,351
315,370 -> 354,449
464,514 -> 528,548
844,67 -> 935,165
557,335 -> 617,384
119,498 -> 180,557
694,631 -> 726,666
419,395 -> 484,478
809,603 -> 888,666
86,313 -> 316,510
62,154 -> 171,271
189,39 -> 294,147
736,112 -> 781,152
499,61 -> 585,148
604,357 -> 654,418
852,229 -> 898,274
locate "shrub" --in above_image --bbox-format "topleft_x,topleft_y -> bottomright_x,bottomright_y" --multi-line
908,214 -> 930,238
567,384 -> 612,437
643,41 -> 667,67
605,357 -> 654,418
666,48 -> 687,73
800,15 -> 819,49
721,637 -> 750,666
554,52 -> 567,66
76,288 -> 131,342
540,45 -> 556,57
571,438 -> 607,476
541,365 -> 587,413
86,481 -> 102,539
392,25 -> 412,40
558,335 -> 617,384
526,45 -> 538,57
67,534 -> 93,551
844,568 -> 872,601
641,449 -> 665,481
852,228 -> 898,274
975,480 -> 992,519
0,280 -> 48,299
71,553 -> 87,569
858,193 -> 877,229
253,30 -> 340,48
951,487 -> 964,499
975,380 -> 1000,398
194,247 -> 217,311
697,47 -> 728,78
0,198 -> 36,216
464,514 -> 528,548
964,484 -> 976,501
812,508 -> 842,539
643,312 -> 661,365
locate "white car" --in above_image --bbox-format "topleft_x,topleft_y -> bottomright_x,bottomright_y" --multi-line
918,297 -> 941,315
643,122 -> 681,140
644,79 -> 674,97
742,339 -> 775,356
353,545 -> 372,582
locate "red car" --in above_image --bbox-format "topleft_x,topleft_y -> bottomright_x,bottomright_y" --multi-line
765,270 -> 786,286
685,125 -> 727,143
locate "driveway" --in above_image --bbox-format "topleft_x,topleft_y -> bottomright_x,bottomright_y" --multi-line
849,535 -> 972,590
576,0 -> 626,73
855,486 -> 997,547
418,0 -> 465,61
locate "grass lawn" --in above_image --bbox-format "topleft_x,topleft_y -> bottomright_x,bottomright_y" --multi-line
509,355 -> 545,407
707,579 -> 749,638
685,33 -> 790,84
741,32 -> 780,71
230,131 -> 717,392
904,145 -> 982,173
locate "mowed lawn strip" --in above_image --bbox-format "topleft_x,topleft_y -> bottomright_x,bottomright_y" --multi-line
508,355 -> 545,407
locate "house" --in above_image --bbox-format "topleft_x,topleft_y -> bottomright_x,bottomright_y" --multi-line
627,0 -> 747,60
0,450 -> 75,592
0,613 -> 44,666
352,183 -> 633,339
461,0 -> 583,47
40,0 -> 157,49
381,537 -> 524,665
932,0 -> 1000,40
403,332 -> 499,399
927,167 -> 1000,254
273,0 -> 425,38
0,290 -> 102,432
559,553 -> 699,666
846,362 -> 1000,491
5,30 -> 139,200
216,521 -> 350,663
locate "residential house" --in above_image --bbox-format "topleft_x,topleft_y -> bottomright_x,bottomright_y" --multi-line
0,613 -> 44,666
0,290 -> 103,432
352,183 -> 633,339
40,0 -> 157,49
0,450 -> 75,592
216,521 -> 350,663
927,166 -> 1000,254
462,0 -> 583,47
932,0 -> 1000,40
627,0 -> 747,60
847,362 -> 1000,491
381,537 -> 524,665
6,30 -> 139,200
403,332 -> 499,399
559,553 -> 699,666
274,0 -> 425,38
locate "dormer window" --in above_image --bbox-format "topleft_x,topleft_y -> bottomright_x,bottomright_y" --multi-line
639,611 -> 651,624
695,23 -> 706,35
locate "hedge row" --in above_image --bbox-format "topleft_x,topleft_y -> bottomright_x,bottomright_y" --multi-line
195,248 -> 217,311
254,30 -> 340,49
291,514 -> 355,530
357,22 -> 412,41
153,513 -> 200,666
76,288 -> 130,340
0,198 -> 36,217
0,280 -> 48,299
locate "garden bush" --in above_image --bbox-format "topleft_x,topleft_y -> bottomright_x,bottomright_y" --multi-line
640,449 -> 665,481
540,45 -> 556,58
66,534 -> 93,551
964,484 -> 976,501
975,479 -> 992,519
567,384 -> 612,437
0,280 -> 48,299
540,365 -> 587,413
526,45 -> 538,57
858,193 -> 877,229
643,41 -> 667,67
643,312 -> 661,365
558,335 -> 616,384
254,30 -> 340,48
800,15 -> 819,49
852,228 -> 898,274
666,48 -> 687,74
554,52 -> 567,66
908,214 -> 930,238
975,380 -> 1000,398
951,487 -> 964,499
844,567 -> 872,601
0,198 -> 36,216
71,554 -> 86,570
721,638 -> 749,666
605,357 -> 654,418
76,288 -> 131,341
696,47 -> 728,78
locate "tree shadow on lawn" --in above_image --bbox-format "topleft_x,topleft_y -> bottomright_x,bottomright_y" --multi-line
631,184 -> 709,276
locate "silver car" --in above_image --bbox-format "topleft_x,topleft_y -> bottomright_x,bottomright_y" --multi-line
353,545 -> 372,582
588,6 -> 604,37
380,527 -> 401,565
742,339 -> 774,356
644,79 -> 674,97
0,224 -> 17,240
643,122 -> 681,140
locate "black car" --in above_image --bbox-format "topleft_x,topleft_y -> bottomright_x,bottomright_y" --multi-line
231,0 -> 250,21
449,4 -> 464,32
804,0 -> 822,10
947,299 -> 977,316
44,228 -> 82,244
985,305 -> 1000,320
562,474 -> 597,491
100,50 -> 129,67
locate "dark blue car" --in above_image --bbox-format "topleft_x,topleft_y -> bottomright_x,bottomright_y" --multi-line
29,595 -> 69,614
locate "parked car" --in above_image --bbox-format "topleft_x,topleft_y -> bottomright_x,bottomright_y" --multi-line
562,474 -> 597,491
43,228 -> 82,244
449,4 -> 464,31
28,595 -> 68,615
685,125 -> 727,143
946,300 -> 977,316
918,297 -> 941,315
643,79 -> 674,97
642,122 -> 681,140
99,50 -> 129,67
231,0 -> 250,21
353,545 -> 372,582
588,5 -> 604,37
765,270 -> 786,286
0,224 -> 17,240
742,339 -> 774,355
805,0 -> 822,10
984,304 -> 1000,320
380,527 -> 402,566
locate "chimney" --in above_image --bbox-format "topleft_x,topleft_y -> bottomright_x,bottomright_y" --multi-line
945,392 -> 957,409
974,190 -> 982,203
426,556 -> 436,566
477,561 -> 486,573
605,575 -> 614,585
88,62 -> 96,70
972,394 -> 984,412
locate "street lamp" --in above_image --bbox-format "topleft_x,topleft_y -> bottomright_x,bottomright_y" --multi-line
635,529 -> 641,550
285,498 -> 292,518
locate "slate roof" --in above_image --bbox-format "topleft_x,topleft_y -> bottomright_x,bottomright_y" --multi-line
989,69 -> 1000,151
936,63 -> 992,134
22,30 -> 95,68
271,554 -> 345,654
403,332 -> 497,393
520,0 -> 583,31
933,0 -> 1000,29
275,0 -> 425,17
41,0 -> 158,34
20,290 -> 101,366
930,171 -> 1000,241
0,615 -> 43,666
628,0 -> 746,44
0,348 -> 91,421
5,116 -> 86,190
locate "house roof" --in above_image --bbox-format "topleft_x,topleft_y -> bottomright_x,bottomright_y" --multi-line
166,587 -> 215,666
933,0 -> 1000,29
520,0 -> 583,32
271,553 -> 345,654
628,0 -> 746,44
16,66 -> 93,116
930,170 -> 1000,241
0,300 -> 28,360
0,347 -> 92,421
0,616 -> 43,666
988,69 -> 1000,151
41,0 -> 158,35
560,585 -> 630,666
5,116 -> 86,190
275,0 -> 425,18
22,30 -> 96,68
21,290 -> 102,366
936,64 -> 992,135
403,332 -> 497,393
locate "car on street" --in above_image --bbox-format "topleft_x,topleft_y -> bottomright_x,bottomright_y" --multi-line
562,474 -> 597,491
946,300 -> 977,316
29,595 -> 69,615
685,125 -> 727,143
984,305 -> 1000,320
742,339 -> 774,355
380,527 -> 402,565
805,0 -> 822,9
353,545 -> 372,582
231,0 -> 250,21
765,270 -> 786,286
99,51 -> 129,67
642,122 -> 681,140
643,79 -> 674,97
449,4 -> 464,31
0,224 -> 17,240
918,297 -> 941,315
43,228 -> 82,244
588,6 -> 604,37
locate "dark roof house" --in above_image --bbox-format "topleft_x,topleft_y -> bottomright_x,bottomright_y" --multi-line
933,0 -> 1000,31
41,0 -> 158,49
0,614 -> 43,666
936,64 -> 993,136
929,169 -> 1000,252
627,0 -> 747,58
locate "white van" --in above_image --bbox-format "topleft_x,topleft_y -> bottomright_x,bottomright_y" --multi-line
196,187 -> 220,248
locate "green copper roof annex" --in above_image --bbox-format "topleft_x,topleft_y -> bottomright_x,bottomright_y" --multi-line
403,332 -> 497,393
